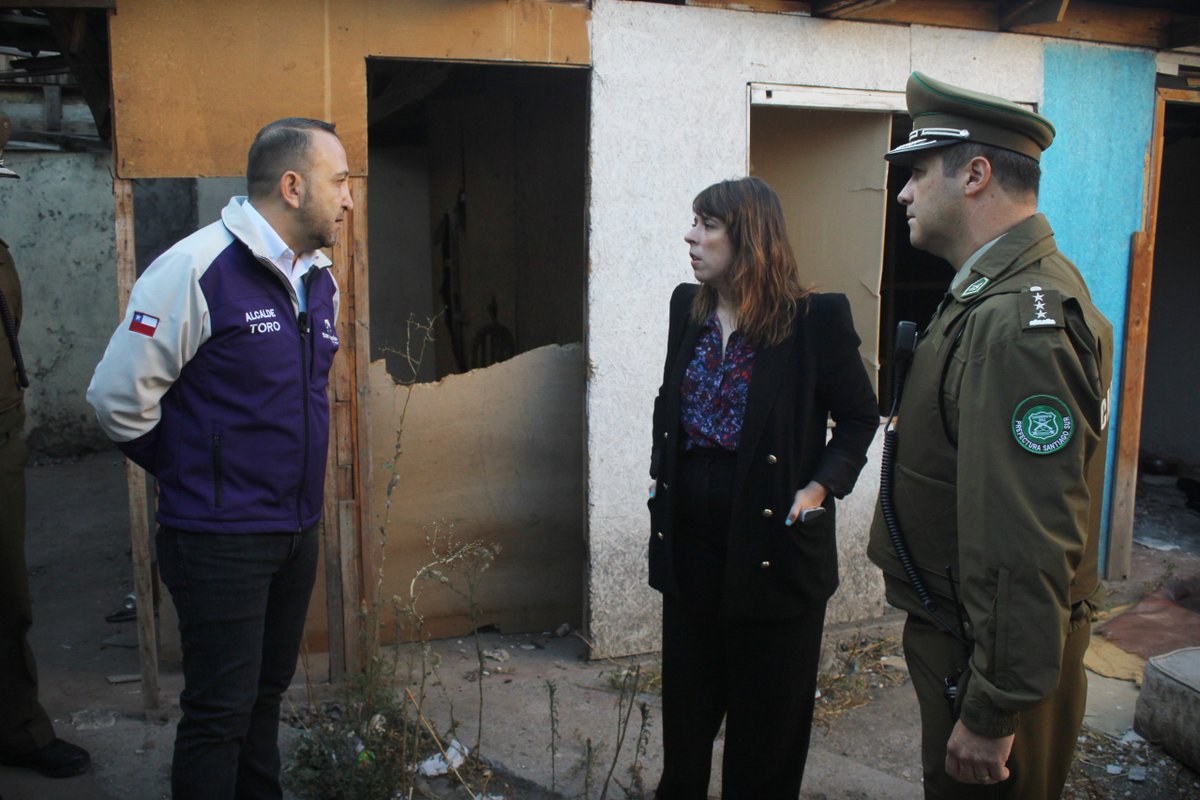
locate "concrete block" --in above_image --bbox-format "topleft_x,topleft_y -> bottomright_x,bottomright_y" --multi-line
1134,646 -> 1200,772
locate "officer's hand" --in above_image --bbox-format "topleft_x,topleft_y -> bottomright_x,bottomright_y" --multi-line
785,481 -> 827,526
945,721 -> 1013,785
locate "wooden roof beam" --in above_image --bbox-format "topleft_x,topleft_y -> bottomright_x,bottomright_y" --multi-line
812,0 -> 895,19
1000,0 -> 1069,30
1166,18 -> 1200,50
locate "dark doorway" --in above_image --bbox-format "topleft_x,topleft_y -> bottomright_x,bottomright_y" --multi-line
1135,101 -> 1200,557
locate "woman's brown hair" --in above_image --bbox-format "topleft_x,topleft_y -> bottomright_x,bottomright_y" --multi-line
690,176 -> 811,347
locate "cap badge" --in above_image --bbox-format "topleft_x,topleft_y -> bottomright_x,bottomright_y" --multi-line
908,127 -> 970,142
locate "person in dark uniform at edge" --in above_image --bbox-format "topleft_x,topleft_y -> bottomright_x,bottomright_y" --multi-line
868,73 -> 1113,799
0,114 -> 92,783
648,176 -> 879,798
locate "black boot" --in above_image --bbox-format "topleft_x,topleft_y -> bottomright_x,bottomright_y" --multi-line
0,738 -> 91,778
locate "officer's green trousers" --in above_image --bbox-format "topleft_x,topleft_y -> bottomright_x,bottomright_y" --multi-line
904,613 -> 1089,799
0,403 -> 54,756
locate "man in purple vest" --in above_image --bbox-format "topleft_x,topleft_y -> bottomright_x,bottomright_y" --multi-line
88,117 -> 352,800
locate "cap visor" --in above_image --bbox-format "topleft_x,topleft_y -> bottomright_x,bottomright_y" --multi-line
884,137 -> 957,165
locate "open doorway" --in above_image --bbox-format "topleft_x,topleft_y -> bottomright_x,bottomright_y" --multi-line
1133,100 -> 1200,558
749,103 -> 892,403
364,59 -> 590,640
749,99 -> 950,410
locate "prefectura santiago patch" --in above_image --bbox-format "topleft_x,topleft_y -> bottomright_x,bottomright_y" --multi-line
1012,395 -> 1073,454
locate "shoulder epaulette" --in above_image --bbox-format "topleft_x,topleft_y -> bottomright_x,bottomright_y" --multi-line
1020,285 -> 1065,331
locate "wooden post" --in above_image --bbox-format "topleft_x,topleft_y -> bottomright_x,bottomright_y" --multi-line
349,178 -> 372,671
1109,230 -> 1154,581
322,176 -> 371,679
113,177 -> 161,713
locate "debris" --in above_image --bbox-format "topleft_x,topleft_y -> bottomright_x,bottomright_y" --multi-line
70,709 -> 117,731
483,648 -> 510,663
417,738 -> 468,777
554,623 -> 571,637
1119,729 -> 1145,747
519,643 -> 537,651
1105,764 -> 1122,775
1128,765 -> 1147,782
106,673 -> 141,684
105,592 -> 137,623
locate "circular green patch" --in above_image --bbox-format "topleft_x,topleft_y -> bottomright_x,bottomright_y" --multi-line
1011,395 -> 1073,455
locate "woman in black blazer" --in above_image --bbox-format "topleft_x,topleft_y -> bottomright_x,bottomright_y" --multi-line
648,177 -> 879,799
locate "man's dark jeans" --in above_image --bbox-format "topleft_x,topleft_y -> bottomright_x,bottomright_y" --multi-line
157,524 -> 318,800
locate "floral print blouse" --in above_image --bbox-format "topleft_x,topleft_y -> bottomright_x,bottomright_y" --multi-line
680,312 -> 756,451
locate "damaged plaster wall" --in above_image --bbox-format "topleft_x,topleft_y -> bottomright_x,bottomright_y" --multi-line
0,149 -> 116,456
587,0 -> 1048,657
368,344 -> 585,638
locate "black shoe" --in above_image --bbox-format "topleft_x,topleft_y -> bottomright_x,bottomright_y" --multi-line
0,738 -> 91,778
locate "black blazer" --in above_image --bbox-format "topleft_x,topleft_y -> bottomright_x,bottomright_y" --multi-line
648,283 -> 879,619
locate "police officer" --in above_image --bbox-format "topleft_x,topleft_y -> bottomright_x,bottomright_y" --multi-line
0,115 -> 91,779
868,74 -> 1112,799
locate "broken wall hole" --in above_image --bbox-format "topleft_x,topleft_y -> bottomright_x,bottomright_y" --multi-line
365,58 -> 590,642
366,59 -> 589,384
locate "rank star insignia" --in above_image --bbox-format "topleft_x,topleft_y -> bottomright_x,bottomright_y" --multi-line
1022,285 -> 1064,330
1012,395 -> 1074,454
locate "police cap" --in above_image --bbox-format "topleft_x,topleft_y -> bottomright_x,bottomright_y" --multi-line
885,72 -> 1055,166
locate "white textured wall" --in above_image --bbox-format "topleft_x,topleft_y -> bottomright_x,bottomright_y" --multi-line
586,0 -> 1047,656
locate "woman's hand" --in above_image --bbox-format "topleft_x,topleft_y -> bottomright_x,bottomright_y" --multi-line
786,480 -> 828,526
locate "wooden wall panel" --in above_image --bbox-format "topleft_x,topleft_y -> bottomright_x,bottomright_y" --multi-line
109,0 -> 590,179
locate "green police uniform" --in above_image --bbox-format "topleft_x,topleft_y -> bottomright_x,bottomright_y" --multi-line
869,73 -> 1114,799
0,236 -> 56,757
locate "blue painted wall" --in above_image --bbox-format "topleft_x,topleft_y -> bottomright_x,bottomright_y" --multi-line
1039,42 -> 1157,570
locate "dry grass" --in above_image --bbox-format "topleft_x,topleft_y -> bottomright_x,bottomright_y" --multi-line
813,634 -> 907,730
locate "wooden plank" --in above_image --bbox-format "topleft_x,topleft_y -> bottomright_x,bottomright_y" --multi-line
339,499 -> 362,672
334,401 -> 353,468
0,0 -> 114,7
1167,18 -> 1200,50
321,434 -> 345,681
687,0 -> 812,13
113,178 -> 161,714
807,0 -> 1179,48
1109,230 -> 1153,582
1007,1 -> 1173,49
812,0 -> 895,18
1000,0 -> 1069,29
348,177 -> 373,673
108,0 -> 590,179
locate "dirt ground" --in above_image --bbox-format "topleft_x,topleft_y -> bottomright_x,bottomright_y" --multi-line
4,451 -> 1200,800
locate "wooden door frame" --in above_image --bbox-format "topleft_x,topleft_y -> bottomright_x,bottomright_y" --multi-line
1107,87 -> 1200,580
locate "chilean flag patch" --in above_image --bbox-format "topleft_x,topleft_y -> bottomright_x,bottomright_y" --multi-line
129,311 -> 160,337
